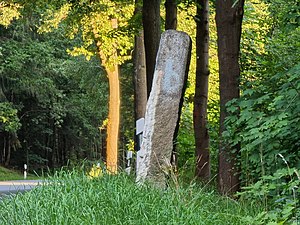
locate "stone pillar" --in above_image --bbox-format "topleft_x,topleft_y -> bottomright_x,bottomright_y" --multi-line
136,30 -> 191,187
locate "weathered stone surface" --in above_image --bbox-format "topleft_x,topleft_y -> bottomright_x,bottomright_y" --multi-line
136,30 -> 191,187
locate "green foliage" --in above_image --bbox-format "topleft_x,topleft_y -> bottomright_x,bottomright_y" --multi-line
224,63 -> 300,180
226,63 -> 300,221
0,171 -> 262,224
206,98 -> 220,175
175,5 -> 196,177
0,15 -> 108,169
0,102 -> 21,133
223,0 -> 300,222
268,0 -> 300,33
177,103 -> 195,176
241,167 -> 300,224
119,63 -> 135,158
240,0 -> 271,77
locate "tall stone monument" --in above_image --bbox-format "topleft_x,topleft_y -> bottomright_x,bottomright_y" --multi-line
136,30 -> 191,187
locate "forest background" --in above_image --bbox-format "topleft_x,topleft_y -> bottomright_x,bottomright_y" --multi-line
0,0 -> 299,223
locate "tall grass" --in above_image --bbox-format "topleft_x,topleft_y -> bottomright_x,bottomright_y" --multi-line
0,171 -> 260,225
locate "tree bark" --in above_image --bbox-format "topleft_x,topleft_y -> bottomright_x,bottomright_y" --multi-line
216,0 -> 244,195
165,0 -> 177,30
134,0 -> 147,121
4,134 -> 10,166
143,0 -> 161,97
194,0 -> 210,180
2,136 -> 6,164
105,66 -> 120,173
5,132 -> 20,166
133,0 -> 147,156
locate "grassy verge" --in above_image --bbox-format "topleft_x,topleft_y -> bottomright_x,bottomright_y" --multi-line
0,166 -> 37,181
0,170 -> 261,225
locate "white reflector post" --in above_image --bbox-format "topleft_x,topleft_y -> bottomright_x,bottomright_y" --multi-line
24,164 -> 27,180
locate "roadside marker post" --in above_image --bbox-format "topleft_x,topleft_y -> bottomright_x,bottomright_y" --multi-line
135,118 -> 145,174
24,164 -> 27,180
125,151 -> 133,175
136,118 -> 145,148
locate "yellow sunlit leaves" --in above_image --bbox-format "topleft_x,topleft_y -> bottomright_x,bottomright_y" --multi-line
38,1 -> 134,67
38,3 -> 72,33
84,4 -> 134,67
67,47 -> 94,61
88,164 -> 103,179
0,2 -> 22,27
242,0 -> 271,56
0,116 -> 7,123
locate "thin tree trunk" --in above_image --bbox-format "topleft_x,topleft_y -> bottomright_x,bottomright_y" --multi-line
99,127 -> 106,161
51,123 -> 55,167
143,0 -> 161,97
5,133 -> 20,167
134,0 -> 147,121
2,136 -> 6,164
216,0 -> 244,195
165,0 -> 177,30
0,85 -> 7,102
46,133 -> 50,167
133,28 -> 147,154
194,0 -> 210,180
55,126 -> 59,166
51,124 -> 58,167
4,134 -> 11,166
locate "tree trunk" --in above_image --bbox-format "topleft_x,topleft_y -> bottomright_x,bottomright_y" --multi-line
134,0 -> 147,121
105,66 -> 120,173
0,85 -> 7,102
143,0 -> 161,97
5,132 -> 20,167
2,136 -> 6,164
165,0 -> 177,30
216,0 -> 244,195
133,28 -> 147,154
4,134 -> 11,166
194,0 -> 210,180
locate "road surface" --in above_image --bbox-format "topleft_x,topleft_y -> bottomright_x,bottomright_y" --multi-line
0,180 -> 43,197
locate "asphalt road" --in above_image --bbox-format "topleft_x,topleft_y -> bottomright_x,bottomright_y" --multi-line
0,180 -> 43,197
